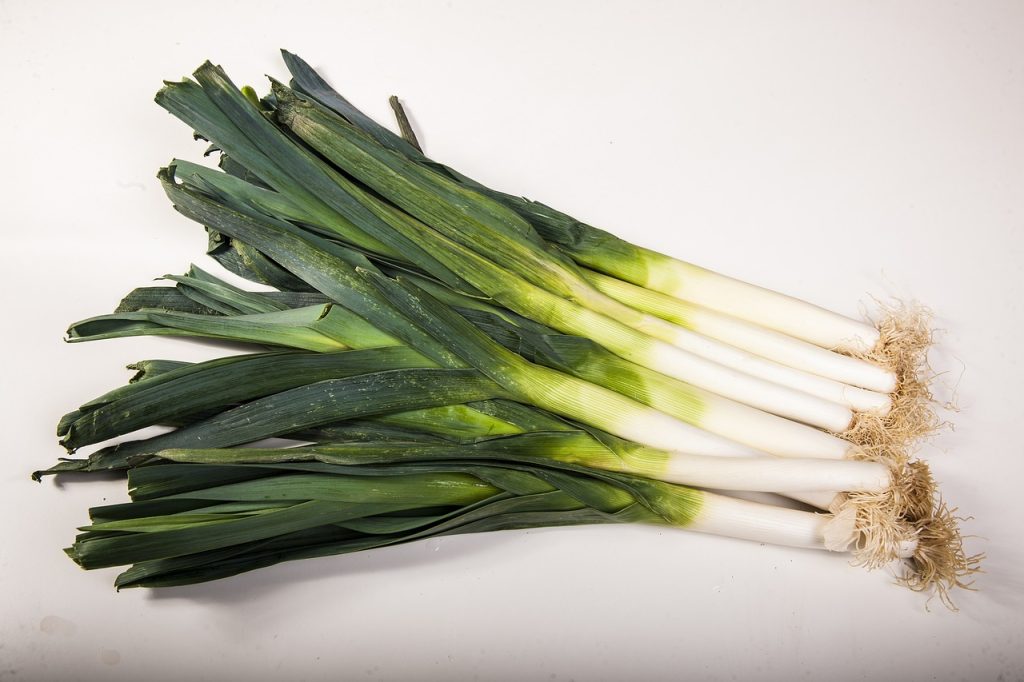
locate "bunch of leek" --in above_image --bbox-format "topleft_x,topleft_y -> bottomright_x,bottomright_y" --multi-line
44,51 -> 979,606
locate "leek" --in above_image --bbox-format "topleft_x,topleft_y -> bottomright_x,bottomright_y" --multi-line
273,83 -> 891,416
51,344 -> 892,498
281,50 -> 885,356
156,67 -> 878,429
39,51 -> 980,606
67,453 -> 885,589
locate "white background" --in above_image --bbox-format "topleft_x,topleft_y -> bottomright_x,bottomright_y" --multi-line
3,1 -> 1023,680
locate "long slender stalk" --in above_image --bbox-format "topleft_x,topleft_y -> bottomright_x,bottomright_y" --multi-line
158,439 -> 891,495
67,453 -> 868,588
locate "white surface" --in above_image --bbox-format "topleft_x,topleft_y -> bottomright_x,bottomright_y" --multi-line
2,1 -> 1022,680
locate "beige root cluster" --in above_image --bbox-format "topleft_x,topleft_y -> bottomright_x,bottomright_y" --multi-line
834,303 -> 981,609
844,301 -> 944,458
838,459 -> 981,609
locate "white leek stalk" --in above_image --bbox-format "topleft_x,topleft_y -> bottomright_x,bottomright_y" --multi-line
687,492 -> 841,549
620,450 -> 891,493
592,247 -> 880,353
583,268 -> 896,392
554,275 -> 892,413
